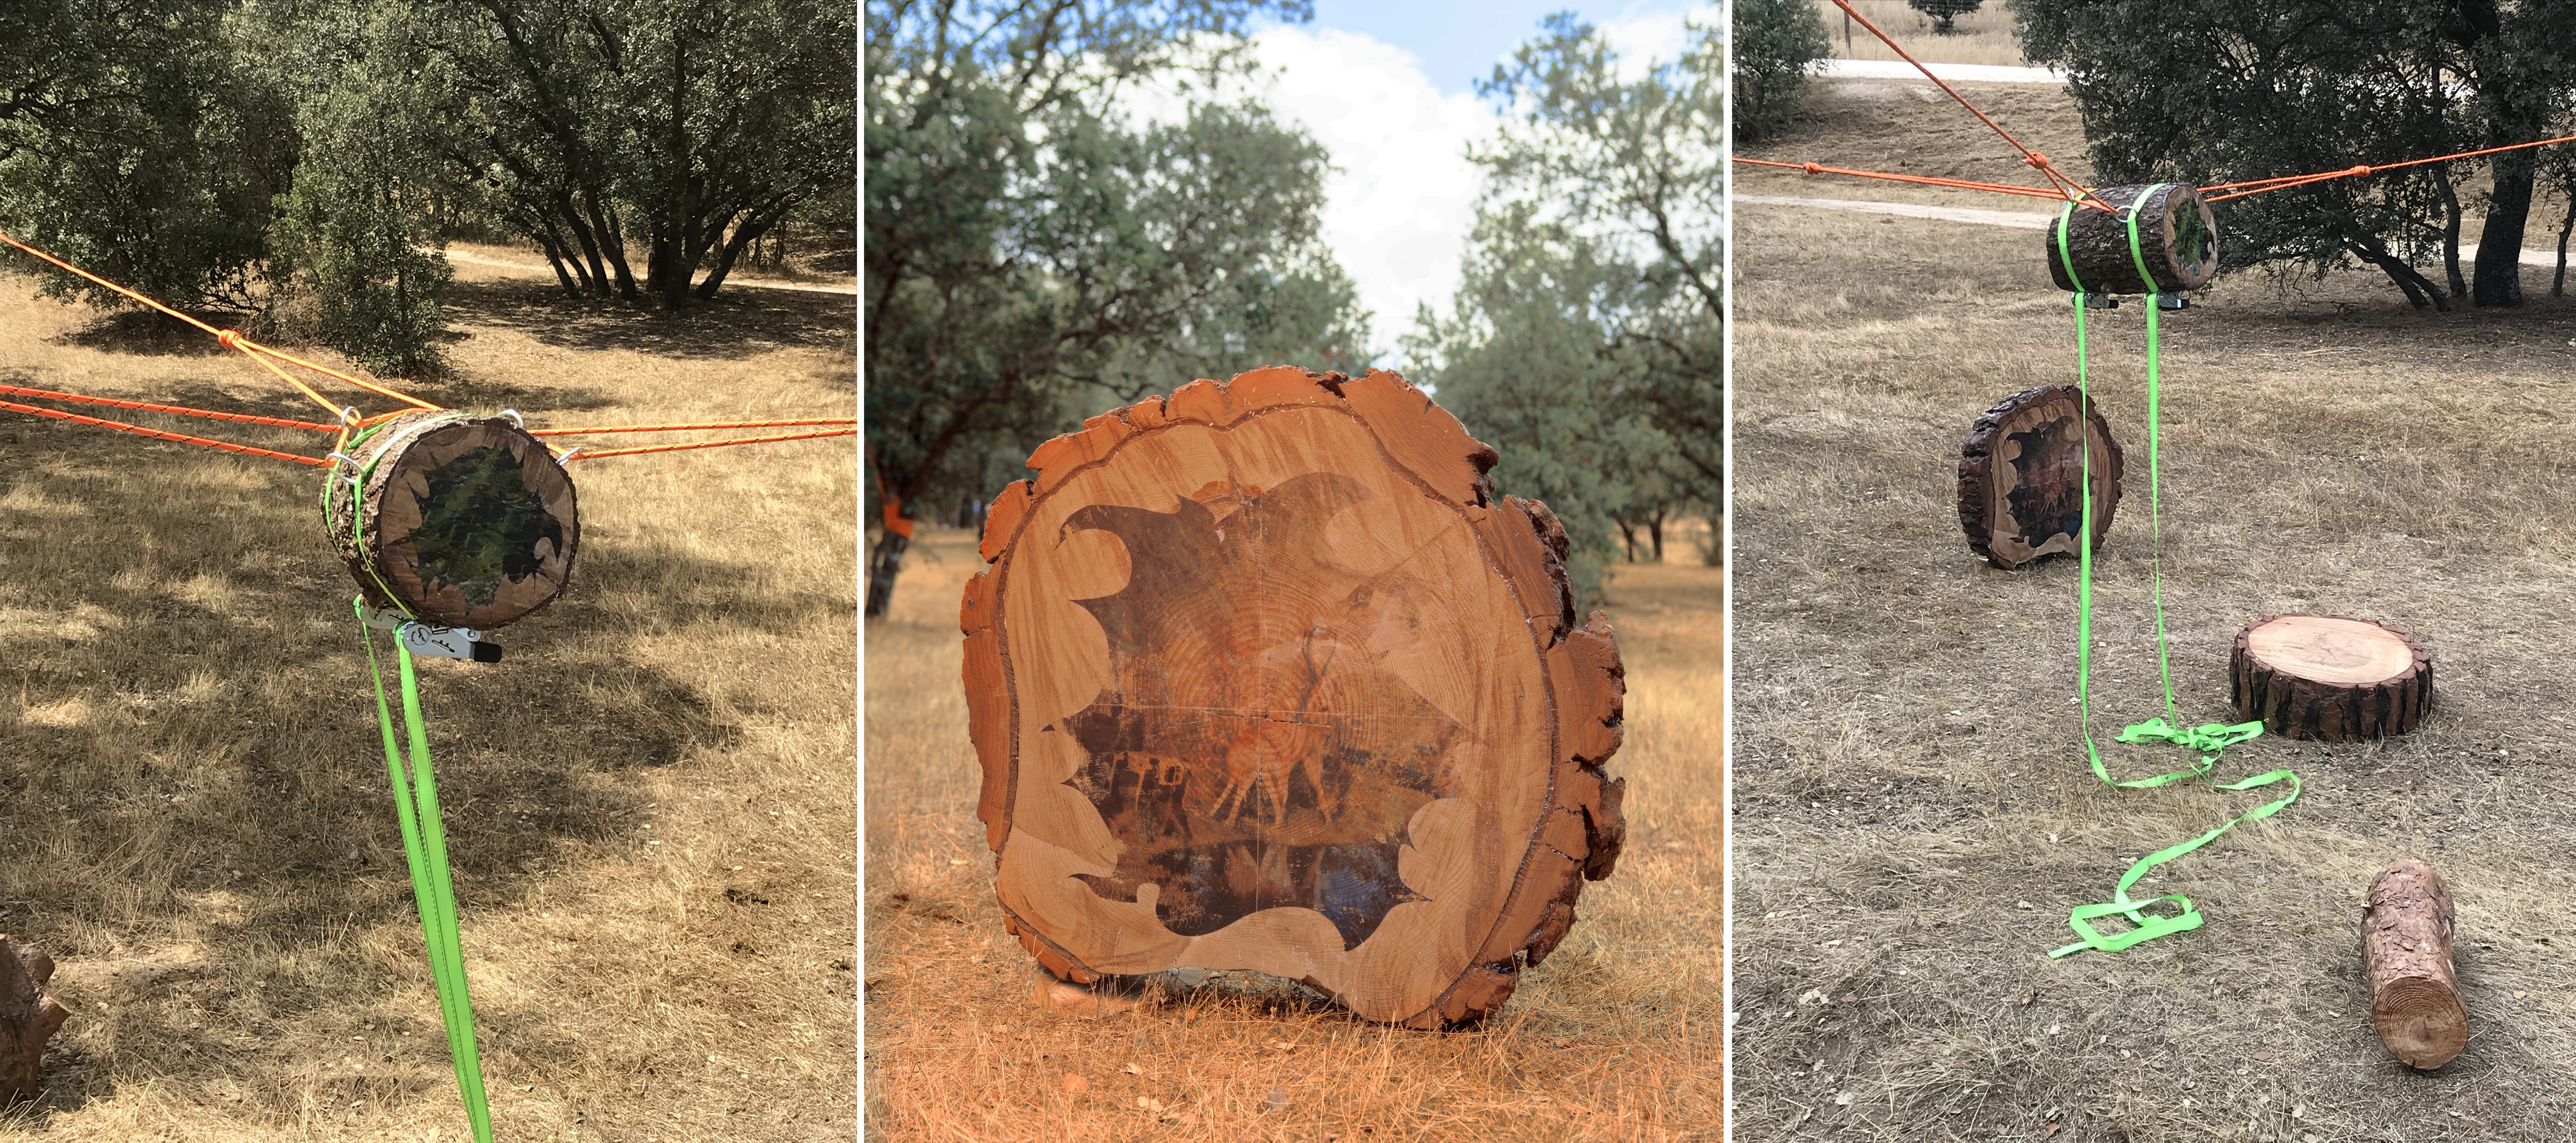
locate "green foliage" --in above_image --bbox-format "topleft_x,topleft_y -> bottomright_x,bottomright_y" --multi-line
1908,0 -> 1985,35
1733,0 -> 1829,143
1413,14 -> 1723,604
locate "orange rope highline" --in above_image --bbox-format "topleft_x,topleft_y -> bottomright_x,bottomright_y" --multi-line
0,383 -> 342,431
1734,158 -> 2077,200
531,417 -> 855,436
0,398 -> 329,465
562,427 -> 857,461
1825,0 -> 2103,209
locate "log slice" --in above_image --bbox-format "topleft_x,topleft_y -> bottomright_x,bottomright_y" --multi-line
2230,615 -> 2431,741
960,366 -> 1628,1028
2044,182 -> 2220,295
1957,384 -> 2122,570
2362,859 -> 2468,1069
0,934 -> 69,1107
323,411 -> 579,630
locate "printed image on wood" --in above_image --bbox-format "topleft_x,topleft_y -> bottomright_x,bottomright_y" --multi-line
325,411 -> 579,630
2362,859 -> 2468,1069
2231,614 -> 2431,741
2044,182 -> 2219,295
0,934 -> 69,1107
1957,385 -> 2122,570
959,366 -> 1628,1028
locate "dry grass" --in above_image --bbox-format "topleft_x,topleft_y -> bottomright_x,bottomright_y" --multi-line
862,521 -> 1721,1140
1814,0 -> 2030,67
0,249 -> 857,1140
1732,87 -> 2576,1142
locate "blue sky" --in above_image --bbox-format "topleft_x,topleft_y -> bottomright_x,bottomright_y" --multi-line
1271,1 -> 1714,98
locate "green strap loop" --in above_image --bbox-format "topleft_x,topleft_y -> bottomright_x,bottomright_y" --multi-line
358,599 -> 496,1142
2124,183 -> 2169,297
2055,201 -> 2087,293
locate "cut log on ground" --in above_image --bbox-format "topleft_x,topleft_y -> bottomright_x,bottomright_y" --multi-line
0,934 -> 70,1107
1957,384 -> 2122,570
2231,615 -> 2431,741
961,365 -> 1628,1028
324,411 -> 579,630
2044,182 -> 2219,295
2362,859 -> 2468,1069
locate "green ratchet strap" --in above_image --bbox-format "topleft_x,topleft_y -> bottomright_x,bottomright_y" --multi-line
2055,270 -> 2295,959
357,598 -> 497,1141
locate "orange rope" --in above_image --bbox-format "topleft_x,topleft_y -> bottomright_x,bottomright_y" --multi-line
1824,0 -> 2104,209
2202,131 -> 2576,201
0,398 -> 330,465
531,417 -> 856,436
562,427 -> 857,461
0,383 -> 342,431
1734,157 -> 2079,199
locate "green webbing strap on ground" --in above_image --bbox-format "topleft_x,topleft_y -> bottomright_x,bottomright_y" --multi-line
357,598 -> 496,1142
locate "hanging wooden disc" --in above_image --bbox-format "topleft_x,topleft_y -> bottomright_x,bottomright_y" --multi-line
324,411 -> 579,630
1957,384 -> 2122,570
959,366 -> 1628,1028
2045,182 -> 2220,295
2231,614 -> 2431,741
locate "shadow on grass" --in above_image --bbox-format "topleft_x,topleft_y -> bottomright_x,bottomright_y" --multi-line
438,277 -> 855,361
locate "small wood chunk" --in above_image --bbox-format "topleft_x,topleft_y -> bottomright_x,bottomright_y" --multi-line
325,411 -> 579,630
1957,385 -> 2122,570
963,366 -> 1627,1028
2044,183 -> 2219,295
2362,860 -> 2468,1069
2231,615 -> 2432,741
1033,970 -> 1139,1018
0,934 -> 70,1107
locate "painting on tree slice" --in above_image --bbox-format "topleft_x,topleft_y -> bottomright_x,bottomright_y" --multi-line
2231,615 -> 2431,741
324,411 -> 579,630
960,366 -> 1628,1028
2362,860 -> 2468,1069
2044,182 -> 2219,295
0,934 -> 69,1107
1957,385 -> 2122,570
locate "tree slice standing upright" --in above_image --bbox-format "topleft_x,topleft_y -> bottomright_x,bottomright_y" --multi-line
324,411 -> 579,629
960,366 -> 1628,1028
2231,615 -> 2432,741
2362,859 -> 2468,1069
2044,183 -> 2220,296
1957,384 -> 2122,570
0,934 -> 69,1107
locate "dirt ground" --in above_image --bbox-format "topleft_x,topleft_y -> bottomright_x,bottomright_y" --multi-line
0,250 -> 857,1140
863,518 -> 1721,1141
1732,80 -> 2576,1141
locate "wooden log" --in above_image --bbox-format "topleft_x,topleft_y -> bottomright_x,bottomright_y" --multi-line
0,934 -> 70,1107
1956,384 -> 2122,570
324,411 -> 579,630
2230,615 -> 2432,741
2044,183 -> 2220,295
2362,859 -> 2469,1069
961,366 -> 1628,1028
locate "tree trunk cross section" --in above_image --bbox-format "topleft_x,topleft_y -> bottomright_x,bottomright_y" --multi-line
2362,859 -> 2468,1069
0,935 -> 69,1107
960,366 -> 1628,1027
325,411 -> 580,630
2045,183 -> 2220,296
1957,385 -> 2122,570
2231,615 -> 2432,741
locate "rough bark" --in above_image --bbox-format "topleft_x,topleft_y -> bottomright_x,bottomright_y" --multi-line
962,366 -> 1628,1028
2230,615 -> 2432,741
2362,859 -> 2468,1069
2044,183 -> 2219,295
2474,149 -> 2536,308
323,411 -> 580,630
1957,385 -> 2122,570
0,935 -> 70,1108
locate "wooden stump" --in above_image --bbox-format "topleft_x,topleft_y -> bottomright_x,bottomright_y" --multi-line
0,935 -> 69,1107
2230,615 -> 2431,741
961,366 -> 1628,1028
324,411 -> 579,630
1957,385 -> 2122,570
2044,183 -> 2219,295
2363,860 -> 2468,1069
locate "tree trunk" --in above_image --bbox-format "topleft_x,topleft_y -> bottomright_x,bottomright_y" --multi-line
2230,614 -> 2431,741
2346,236 -> 2446,311
0,935 -> 69,1107
1647,511 -> 1665,563
964,366 -> 1627,1028
2554,183 -> 2573,297
2362,859 -> 2468,1069
864,526 -> 909,619
1957,385 -> 2122,570
325,411 -> 580,631
2436,168 -> 2467,301
2474,148 -> 2536,308
2043,184 -> 2218,295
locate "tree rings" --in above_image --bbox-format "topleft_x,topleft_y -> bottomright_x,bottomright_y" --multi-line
2230,615 -> 2432,741
1957,384 -> 2122,570
960,366 -> 1628,1028
2045,183 -> 2219,295
324,411 -> 579,630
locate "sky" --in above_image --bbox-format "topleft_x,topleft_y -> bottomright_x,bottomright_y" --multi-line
1219,2 -> 1718,363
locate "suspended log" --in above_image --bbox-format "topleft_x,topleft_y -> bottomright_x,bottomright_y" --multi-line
324,411 -> 579,630
962,366 -> 1628,1029
2230,615 -> 2431,741
2044,183 -> 2220,295
2362,859 -> 2468,1069
0,935 -> 69,1107
1957,384 -> 2122,570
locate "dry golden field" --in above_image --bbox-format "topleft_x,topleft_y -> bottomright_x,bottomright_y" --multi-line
863,515 -> 1722,1141
0,249 -> 857,1140
1812,0 -> 2030,67
1734,83 -> 2576,1141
